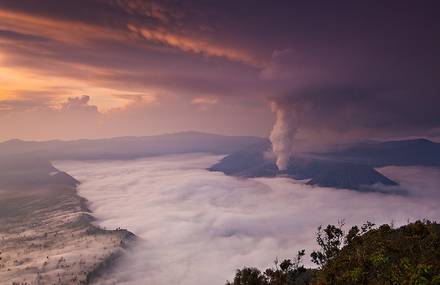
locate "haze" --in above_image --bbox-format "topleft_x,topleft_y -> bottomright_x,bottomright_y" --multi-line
55,155 -> 440,285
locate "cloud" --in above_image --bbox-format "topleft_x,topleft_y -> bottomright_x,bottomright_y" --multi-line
112,0 -> 186,23
59,95 -> 98,112
0,94 -> 272,141
0,9 -> 123,45
260,49 -> 313,81
0,97 -> 50,112
260,44 -> 440,144
0,1 -> 266,140
0,95 -> 101,140
0,29 -> 50,42
127,24 -> 261,66
56,154 -> 440,285
191,96 -> 218,111
0,1 -> 439,141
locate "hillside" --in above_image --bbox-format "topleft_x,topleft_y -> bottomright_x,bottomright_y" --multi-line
317,221 -> 440,284
0,158 -> 135,284
226,221 -> 440,285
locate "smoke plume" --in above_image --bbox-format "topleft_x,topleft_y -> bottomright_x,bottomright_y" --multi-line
269,101 -> 298,170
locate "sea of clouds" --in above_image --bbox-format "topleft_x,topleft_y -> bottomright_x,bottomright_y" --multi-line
55,154 -> 440,285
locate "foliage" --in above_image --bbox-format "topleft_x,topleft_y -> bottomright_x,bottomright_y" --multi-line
317,220 -> 440,285
227,220 -> 440,285
310,220 -> 345,268
226,250 -> 316,285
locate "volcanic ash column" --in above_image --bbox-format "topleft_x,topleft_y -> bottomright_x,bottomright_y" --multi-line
269,102 -> 298,171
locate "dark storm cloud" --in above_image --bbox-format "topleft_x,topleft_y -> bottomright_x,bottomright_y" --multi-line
263,47 -> 439,138
0,0 -> 439,140
272,85 -> 440,137
255,0 -> 440,140
0,29 -> 50,42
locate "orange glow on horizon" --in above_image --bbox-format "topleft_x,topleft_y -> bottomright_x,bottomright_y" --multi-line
0,65 -> 156,112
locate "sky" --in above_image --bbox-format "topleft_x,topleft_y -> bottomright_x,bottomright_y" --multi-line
0,1 -> 439,141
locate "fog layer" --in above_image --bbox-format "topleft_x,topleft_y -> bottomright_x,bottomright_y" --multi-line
56,155 -> 440,285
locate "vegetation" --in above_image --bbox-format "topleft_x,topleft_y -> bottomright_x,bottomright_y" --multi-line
226,250 -> 315,285
226,220 -> 440,285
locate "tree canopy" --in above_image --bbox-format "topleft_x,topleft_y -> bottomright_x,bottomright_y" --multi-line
226,220 -> 440,285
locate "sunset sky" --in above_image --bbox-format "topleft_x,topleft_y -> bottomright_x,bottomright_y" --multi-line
0,0 -> 439,141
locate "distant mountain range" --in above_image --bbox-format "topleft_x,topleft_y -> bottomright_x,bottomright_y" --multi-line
0,131 -> 269,160
1,132 -> 439,192
321,138 -> 440,167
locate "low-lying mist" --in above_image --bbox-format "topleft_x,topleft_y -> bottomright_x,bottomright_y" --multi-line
55,154 -> 440,285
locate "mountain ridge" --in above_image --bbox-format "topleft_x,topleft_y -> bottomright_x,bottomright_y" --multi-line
1,132 -> 438,192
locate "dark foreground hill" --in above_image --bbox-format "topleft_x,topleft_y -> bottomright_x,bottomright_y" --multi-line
226,220 -> 440,285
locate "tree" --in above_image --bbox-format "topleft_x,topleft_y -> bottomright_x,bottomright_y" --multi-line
226,267 -> 268,285
226,250 -> 312,285
310,221 -> 345,268
227,220 -> 440,285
